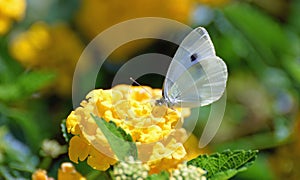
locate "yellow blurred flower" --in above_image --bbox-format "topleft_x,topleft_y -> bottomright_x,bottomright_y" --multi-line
197,0 -> 230,6
76,0 -> 193,39
75,0 -> 194,62
58,162 -> 86,180
66,84 -> 204,173
10,22 -> 84,96
0,0 -> 26,34
32,162 -> 85,180
32,169 -> 52,180
75,0 -> 230,62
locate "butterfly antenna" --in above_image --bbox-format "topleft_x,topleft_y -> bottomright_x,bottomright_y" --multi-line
129,77 -> 152,96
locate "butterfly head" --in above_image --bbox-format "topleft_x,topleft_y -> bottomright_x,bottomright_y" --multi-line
152,96 -> 178,117
151,98 -> 168,117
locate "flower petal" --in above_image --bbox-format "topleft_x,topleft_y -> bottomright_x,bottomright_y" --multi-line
68,136 -> 89,163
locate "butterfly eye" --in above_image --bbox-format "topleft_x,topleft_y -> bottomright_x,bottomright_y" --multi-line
190,53 -> 198,62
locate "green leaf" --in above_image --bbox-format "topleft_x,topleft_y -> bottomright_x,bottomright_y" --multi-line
187,149 -> 259,180
223,3 -> 291,65
91,114 -> 137,161
146,171 -> 169,180
0,127 -> 39,179
0,71 -> 56,102
60,119 -> 72,143
282,57 -> 300,84
0,103 -> 44,150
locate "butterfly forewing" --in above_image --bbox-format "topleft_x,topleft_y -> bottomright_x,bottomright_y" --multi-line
164,27 -> 216,88
163,27 -> 228,108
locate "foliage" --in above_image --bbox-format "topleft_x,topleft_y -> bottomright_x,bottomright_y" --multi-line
0,71 -> 56,102
146,171 -> 169,180
91,114 -> 138,161
188,150 -> 259,180
0,127 -> 38,179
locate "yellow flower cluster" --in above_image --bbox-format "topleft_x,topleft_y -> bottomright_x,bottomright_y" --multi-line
66,85 -> 203,172
0,0 -> 26,34
32,162 -> 85,180
9,22 -> 84,95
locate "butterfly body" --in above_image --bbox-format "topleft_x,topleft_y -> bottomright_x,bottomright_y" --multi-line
155,96 -> 176,108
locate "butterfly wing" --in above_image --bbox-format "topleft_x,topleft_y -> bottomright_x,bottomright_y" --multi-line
163,27 -> 228,107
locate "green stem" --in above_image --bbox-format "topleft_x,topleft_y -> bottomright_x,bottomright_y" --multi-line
39,156 -> 52,170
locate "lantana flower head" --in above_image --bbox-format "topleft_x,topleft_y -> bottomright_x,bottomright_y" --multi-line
66,84 -> 202,172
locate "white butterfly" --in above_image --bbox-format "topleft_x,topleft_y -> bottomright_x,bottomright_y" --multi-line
156,27 -> 228,108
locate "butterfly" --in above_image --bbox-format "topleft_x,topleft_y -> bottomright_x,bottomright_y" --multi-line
155,27 -> 228,110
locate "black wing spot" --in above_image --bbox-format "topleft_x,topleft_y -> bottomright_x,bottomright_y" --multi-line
190,53 -> 198,62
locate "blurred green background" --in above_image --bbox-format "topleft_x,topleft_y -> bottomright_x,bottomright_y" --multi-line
0,0 -> 300,179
